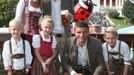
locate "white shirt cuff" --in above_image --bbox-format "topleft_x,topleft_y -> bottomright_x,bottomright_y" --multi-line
124,62 -> 130,65
4,66 -> 10,70
70,70 -> 76,75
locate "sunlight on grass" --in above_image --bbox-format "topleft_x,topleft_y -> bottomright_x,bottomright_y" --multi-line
110,17 -> 131,29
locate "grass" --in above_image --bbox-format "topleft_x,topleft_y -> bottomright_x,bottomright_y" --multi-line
110,17 -> 132,29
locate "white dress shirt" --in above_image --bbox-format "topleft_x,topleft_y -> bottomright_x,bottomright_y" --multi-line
32,32 -> 57,49
77,42 -> 88,66
102,40 -> 131,65
2,37 -> 33,70
71,41 -> 89,75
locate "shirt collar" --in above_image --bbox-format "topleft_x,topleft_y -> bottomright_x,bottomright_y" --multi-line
40,31 -> 51,42
107,40 -> 119,50
11,37 -> 23,45
77,41 -> 87,49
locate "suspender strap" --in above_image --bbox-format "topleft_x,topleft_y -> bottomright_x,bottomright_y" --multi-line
23,40 -> 26,69
106,43 -> 109,62
119,41 -> 121,63
106,41 -> 122,62
9,40 -> 26,70
9,40 -> 13,69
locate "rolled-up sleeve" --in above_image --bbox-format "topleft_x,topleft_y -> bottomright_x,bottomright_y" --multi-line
102,43 -> 109,63
32,35 -> 40,48
121,42 -> 131,65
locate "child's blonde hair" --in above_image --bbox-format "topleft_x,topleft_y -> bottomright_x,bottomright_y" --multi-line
41,15 -> 54,27
104,26 -> 118,37
39,15 -> 54,31
9,19 -> 24,28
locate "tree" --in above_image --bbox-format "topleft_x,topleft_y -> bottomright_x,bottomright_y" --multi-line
0,0 -> 18,27
122,0 -> 134,24
108,9 -> 120,19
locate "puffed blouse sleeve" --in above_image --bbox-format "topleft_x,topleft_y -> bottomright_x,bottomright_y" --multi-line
32,35 -> 40,48
52,35 -> 57,48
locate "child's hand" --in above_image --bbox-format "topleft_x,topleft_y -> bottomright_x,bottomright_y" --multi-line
7,70 -> 12,75
42,63 -> 49,73
26,64 -> 31,69
25,69 -> 30,74
45,58 -> 52,65
109,54 -> 113,61
7,66 -> 12,75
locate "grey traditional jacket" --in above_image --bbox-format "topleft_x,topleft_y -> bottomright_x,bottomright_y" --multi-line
61,36 -> 105,75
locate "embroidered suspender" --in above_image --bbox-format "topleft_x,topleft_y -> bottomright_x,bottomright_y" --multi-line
9,40 -> 26,70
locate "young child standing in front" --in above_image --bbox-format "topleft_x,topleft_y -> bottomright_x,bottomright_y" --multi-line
31,15 -> 57,75
2,19 -> 33,75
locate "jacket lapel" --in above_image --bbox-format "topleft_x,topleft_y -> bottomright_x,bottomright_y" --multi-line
87,37 -> 93,73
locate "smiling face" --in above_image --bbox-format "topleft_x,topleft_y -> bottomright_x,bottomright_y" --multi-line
40,16 -> 54,37
9,19 -> 23,40
74,21 -> 89,46
104,32 -> 118,47
9,26 -> 23,38
41,21 -> 53,37
75,26 -> 89,45
103,26 -> 118,47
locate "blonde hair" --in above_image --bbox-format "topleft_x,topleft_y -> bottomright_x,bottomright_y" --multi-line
104,26 -> 118,37
9,19 -> 24,28
39,15 -> 54,30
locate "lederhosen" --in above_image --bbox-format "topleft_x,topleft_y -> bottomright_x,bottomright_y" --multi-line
9,40 -> 26,75
107,41 -> 124,75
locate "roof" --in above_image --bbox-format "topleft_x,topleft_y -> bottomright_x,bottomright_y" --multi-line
118,26 -> 134,34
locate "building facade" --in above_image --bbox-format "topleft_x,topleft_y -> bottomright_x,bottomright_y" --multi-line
99,0 -> 125,16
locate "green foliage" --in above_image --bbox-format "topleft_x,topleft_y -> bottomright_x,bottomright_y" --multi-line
122,0 -> 134,24
108,9 -> 120,19
0,0 -> 18,27
110,17 -> 130,29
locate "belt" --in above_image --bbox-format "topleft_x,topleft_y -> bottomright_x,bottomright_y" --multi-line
74,65 -> 92,75
11,54 -> 25,59
13,69 -> 25,72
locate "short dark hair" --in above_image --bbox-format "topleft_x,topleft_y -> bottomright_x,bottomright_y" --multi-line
75,20 -> 89,28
